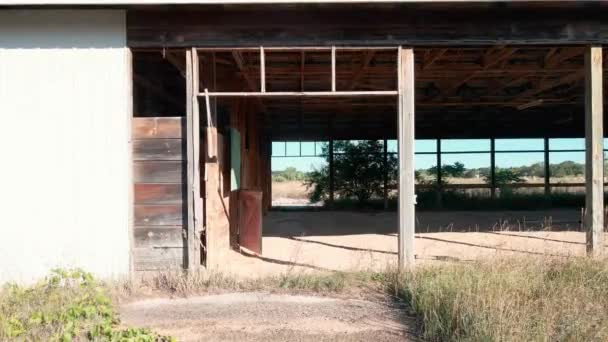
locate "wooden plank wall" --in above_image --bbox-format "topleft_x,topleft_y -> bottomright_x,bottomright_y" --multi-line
132,117 -> 186,271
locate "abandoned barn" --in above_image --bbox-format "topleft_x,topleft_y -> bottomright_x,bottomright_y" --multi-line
1,1 -> 608,282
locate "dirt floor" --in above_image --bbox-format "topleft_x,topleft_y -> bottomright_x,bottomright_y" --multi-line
217,209 -> 601,276
120,292 -> 415,342
120,209 -> 600,341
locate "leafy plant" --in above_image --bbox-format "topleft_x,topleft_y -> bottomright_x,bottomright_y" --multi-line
306,140 -> 397,205
0,269 -> 174,342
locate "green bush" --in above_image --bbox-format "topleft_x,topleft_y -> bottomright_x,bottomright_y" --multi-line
0,269 -> 174,342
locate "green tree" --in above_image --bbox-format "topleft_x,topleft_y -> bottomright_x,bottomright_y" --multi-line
428,161 -> 466,179
483,168 -> 524,186
306,140 -> 397,205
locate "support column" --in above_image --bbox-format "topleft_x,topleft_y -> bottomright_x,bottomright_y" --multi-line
398,47 -> 416,269
186,49 -> 202,270
544,137 -> 551,196
383,138 -> 389,210
585,45 -> 604,257
436,139 -> 442,208
328,136 -> 335,209
490,138 -> 496,199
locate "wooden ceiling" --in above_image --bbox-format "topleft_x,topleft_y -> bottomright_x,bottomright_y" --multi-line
134,45 -> 605,140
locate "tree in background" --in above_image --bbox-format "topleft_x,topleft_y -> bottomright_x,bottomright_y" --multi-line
306,140 -> 397,205
483,168 -> 524,186
272,166 -> 307,182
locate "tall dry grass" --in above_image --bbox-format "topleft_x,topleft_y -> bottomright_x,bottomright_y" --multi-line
393,257 -> 608,341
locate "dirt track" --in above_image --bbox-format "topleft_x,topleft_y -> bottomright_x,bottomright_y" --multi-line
120,293 -> 415,342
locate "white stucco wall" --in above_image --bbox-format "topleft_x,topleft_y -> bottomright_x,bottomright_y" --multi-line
0,10 -> 131,283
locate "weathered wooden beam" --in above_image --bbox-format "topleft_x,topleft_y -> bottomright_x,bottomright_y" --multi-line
490,138 -> 496,199
348,51 -> 376,90
544,137 -> 551,196
545,47 -> 584,69
511,71 -> 584,102
128,8 -> 608,47
584,45 -> 604,258
422,48 -> 447,71
398,47 -> 416,269
185,49 -> 197,270
439,48 -> 518,98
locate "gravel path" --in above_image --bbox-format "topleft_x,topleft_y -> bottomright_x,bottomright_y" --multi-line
120,292 -> 416,341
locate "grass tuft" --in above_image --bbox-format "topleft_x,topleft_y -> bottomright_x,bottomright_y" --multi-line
392,257 -> 608,341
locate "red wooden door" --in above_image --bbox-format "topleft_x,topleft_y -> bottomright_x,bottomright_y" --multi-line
238,190 -> 263,255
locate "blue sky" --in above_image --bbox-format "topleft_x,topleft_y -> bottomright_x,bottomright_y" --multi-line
271,138 -> 594,172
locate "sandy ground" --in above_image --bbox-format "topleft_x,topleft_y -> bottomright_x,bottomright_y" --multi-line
121,209 -> 597,341
120,292 -> 415,342
216,209 -> 600,276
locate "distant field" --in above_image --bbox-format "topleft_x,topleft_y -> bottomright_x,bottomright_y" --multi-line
272,181 -> 310,200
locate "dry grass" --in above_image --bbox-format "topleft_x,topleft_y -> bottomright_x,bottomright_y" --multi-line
117,269 -> 380,299
272,180 -> 310,199
393,257 -> 608,341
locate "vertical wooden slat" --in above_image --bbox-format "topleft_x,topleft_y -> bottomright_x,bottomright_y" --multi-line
585,45 -> 604,257
398,47 -> 416,269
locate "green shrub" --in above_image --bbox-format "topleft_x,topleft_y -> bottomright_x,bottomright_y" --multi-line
0,269 -> 174,342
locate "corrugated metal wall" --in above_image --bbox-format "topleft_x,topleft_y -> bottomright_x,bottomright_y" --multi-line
0,10 -> 132,283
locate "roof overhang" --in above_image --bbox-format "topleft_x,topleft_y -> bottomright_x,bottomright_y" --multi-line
0,0 -> 575,5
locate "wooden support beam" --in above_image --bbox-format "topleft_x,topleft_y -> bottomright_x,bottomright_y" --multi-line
544,137 -> 551,196
328,117 -> 335,209
436,139 -> 442,208
348,51 -> 375,90
422,48 -> 447,71
439,47 -> 517,98
185,50 -> 199,270
490,138 -> 496,199
331,46 -> 336,92
512,70 -> 584,103
398,47 -> 416,269
545,47 -> 584,69
260,47 -> 266,93
584,45 -> 604,258
383,138 -> 388,210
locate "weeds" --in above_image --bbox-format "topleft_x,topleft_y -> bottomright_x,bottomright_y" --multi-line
393,257 -> 608,341
0,269 -> 173,341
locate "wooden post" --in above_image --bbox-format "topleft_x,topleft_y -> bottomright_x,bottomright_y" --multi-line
398,47 -> 416,269
490,138 -> 496,199
328,137 -> 335,209
260,47 -> 266,93
383,138 -> 389,210
584,45 -> 604,257
185,49 -> 201,270
544,137 -> 551,196
436,139 -> 442,208
331,46 -> 336,92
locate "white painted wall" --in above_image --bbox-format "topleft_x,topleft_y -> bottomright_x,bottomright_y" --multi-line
0,10 -> 131,283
